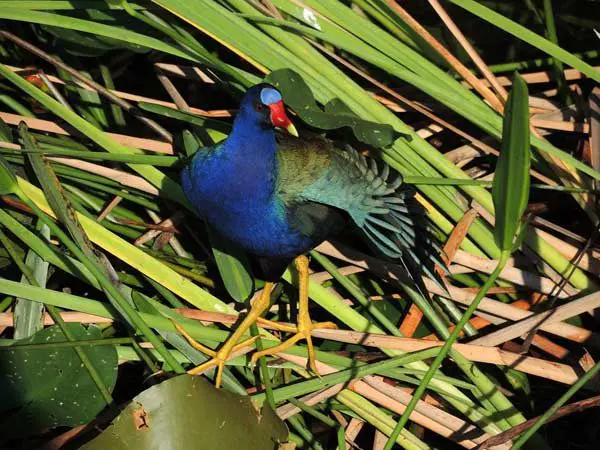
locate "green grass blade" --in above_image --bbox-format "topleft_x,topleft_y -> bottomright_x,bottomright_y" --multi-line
0,1 -> 147,10
0,8 -> 198,62
541,0 -> 571,105
0,146 -> 180,166
13,222 -> 50,339
281,269 -> 503,434
0,155 -> 19,195
22,126 -> 97,259
0,277 -> 227,343
71,69 -> 110,129
0,63 -> 188,206
99,64 -> 127,127
512,359 -> 600,449
384,73 -> 536,450
0,206 -> 108,294
492,73 -> 531,253
16,174 -> 231,313
0,226 -> 115,406
132,292 -> 247,395
207,226 -> 254,303
449,0 -> 600,83
19,125 -> 187,373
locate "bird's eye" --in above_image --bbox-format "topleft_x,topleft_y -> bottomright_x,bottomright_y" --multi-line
254,101 -> 266,112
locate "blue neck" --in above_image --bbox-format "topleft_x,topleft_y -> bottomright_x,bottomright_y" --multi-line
224,108 -> 277,160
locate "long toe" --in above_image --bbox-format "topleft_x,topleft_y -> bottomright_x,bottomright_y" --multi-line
173,321 -> 260,389
250,321 -> 336,375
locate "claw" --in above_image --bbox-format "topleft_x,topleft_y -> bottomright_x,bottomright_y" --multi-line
251,255 -> 338,375
186,335 -> 260,387
172,320 -> 217,357
172,254 -> 339,384
250,321 -> 337,374
172,283 -> 274,388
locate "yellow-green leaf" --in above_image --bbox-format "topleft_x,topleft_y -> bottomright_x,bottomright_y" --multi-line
492,73 -> 531,253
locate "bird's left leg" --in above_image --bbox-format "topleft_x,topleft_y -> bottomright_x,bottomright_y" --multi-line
174,282 -> 274,388
251,255 -> 336,374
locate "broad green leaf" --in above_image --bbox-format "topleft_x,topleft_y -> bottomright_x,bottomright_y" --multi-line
207,226 -> 253,303
0,324 -> 118,439
13,222 -> 50,340
80,375 -> 287,450
266,69 -> 404,148
492,73 -> 531,253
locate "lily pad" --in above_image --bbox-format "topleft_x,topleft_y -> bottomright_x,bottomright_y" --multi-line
265,69 -> 406,148
0,324 -> 118,439
81,375 -> 288,450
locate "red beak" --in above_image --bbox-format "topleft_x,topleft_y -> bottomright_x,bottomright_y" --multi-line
268,100 -> 299,136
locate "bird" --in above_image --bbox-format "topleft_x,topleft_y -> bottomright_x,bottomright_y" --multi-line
179,83 -> 443,387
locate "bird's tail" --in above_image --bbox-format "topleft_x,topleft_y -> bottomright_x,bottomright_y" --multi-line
344,147 -> 447,286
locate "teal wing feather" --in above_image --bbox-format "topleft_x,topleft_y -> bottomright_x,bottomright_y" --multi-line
276,135 -> 445,282
276,135 -> 345,241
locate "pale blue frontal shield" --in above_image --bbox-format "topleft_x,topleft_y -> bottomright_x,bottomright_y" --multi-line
260,87 -> 282,105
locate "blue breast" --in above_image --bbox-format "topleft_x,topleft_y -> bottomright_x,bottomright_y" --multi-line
181,133 -> 314,259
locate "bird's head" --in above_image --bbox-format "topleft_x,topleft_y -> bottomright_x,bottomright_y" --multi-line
237,83 -> 298,137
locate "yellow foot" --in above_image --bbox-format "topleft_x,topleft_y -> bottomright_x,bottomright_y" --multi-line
250,320 -> 337,375
171,282 -> 275,388
256,317 -> 297,332
173,321 -> 259,388
251,255 -> 338,375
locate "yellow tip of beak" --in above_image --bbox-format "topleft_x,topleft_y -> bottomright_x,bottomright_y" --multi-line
286,123 -> 299,137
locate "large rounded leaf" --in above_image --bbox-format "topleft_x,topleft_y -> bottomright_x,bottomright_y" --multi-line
266,69 -> 404,148
0,324 -> 118,439
81,375 -> 288,450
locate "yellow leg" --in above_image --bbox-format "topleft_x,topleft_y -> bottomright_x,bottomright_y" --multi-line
251,255 -> 337,375
175,282 -> 274,388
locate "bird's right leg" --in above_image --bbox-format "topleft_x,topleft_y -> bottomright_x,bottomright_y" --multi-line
250,255 -> 337,375
174,282 -> 274,388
